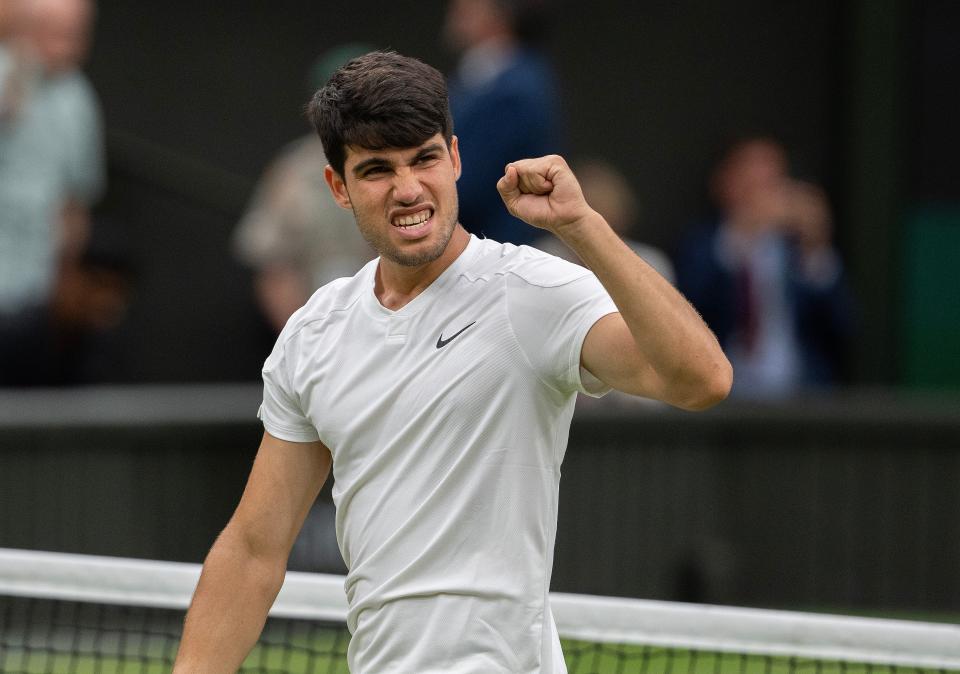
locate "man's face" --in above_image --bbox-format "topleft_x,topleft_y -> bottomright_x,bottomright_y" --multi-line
443,0 -> 506,53
325,134 -> 462,268
713,140 -> 790,230
729,144 -> 786,197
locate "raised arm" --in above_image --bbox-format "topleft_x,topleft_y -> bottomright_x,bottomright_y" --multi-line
173,432 -> 332,673
497,155 -> 732,410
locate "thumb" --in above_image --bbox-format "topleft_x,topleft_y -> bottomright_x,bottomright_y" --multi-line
496,164 -> 521,206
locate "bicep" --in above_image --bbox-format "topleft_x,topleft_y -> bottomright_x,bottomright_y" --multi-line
580,313 -> 661,398
229,431 -> 332,560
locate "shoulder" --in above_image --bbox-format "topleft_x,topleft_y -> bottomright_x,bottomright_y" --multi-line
36,71 -> 100,132
466,238 -> 591,288
264,135 -> 327,182
47,71 -> 99,108
277,135 -> 327,167
676,221 -> 722,260
504,48 -> 555,80
498,49 -> 558,96
681,219 -> 720,243
275,260 -> 374,347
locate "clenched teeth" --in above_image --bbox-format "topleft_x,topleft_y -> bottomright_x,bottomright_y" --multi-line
393,210 -> 432,227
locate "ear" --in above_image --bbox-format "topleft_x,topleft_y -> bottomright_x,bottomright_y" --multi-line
449,135 -> 462,181
324,165 -> 353,210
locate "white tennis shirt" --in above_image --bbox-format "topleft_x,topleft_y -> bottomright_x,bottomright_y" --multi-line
259,235 -> 618,673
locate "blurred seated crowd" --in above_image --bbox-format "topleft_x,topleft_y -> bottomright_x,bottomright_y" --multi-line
0,0 -> 853,400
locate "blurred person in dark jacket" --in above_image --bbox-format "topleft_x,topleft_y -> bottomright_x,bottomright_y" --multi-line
675,138 -> 853,398
444,0 -> 563,246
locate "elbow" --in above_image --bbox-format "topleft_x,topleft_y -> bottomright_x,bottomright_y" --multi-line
676,355 -> 733,411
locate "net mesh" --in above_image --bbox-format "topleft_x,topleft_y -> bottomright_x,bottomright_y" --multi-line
1,596 -> 349,673
2,548 -> 959,674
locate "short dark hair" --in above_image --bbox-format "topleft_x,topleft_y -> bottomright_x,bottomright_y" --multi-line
307,51 -> 454,177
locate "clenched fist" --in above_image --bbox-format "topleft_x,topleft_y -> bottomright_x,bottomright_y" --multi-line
496,155 -> 597,235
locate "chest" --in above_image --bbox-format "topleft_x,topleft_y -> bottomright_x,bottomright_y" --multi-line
290,286 -> 525,455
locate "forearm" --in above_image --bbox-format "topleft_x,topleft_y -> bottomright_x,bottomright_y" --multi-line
556,212 -> 731,408
496,155 -> 731,407
173,526 -> 286,673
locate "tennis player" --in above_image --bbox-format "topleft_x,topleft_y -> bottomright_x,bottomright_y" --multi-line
173,51 -> 731,674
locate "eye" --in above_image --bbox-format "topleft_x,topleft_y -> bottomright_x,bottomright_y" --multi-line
416,154 -> 439,166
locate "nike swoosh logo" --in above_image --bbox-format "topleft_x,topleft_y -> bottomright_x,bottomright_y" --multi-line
436,321 -> 477,349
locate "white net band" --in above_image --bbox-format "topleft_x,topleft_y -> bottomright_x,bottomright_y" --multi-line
3,547 -> 959,670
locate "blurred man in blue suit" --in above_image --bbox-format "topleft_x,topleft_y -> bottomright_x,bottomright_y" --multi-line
444,0 -> 563,246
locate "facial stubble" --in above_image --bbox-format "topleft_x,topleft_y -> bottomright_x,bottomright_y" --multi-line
351,198 -> 460,268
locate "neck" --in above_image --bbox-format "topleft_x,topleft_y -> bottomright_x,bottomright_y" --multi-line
374,225 -> 471,311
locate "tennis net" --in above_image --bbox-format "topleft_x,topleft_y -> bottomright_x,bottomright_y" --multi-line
2,547 -> 959,673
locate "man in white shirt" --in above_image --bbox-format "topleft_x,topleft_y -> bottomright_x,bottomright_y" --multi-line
173,51 -> 731,674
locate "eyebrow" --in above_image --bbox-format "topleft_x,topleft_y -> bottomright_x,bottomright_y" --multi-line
414,143 -> 445,158
352,157 -> 390,176
351,143 -> 446,177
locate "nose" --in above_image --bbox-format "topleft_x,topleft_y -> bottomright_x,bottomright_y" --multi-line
392,167 -> 424,205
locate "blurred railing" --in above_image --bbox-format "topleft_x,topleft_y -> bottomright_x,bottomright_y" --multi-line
1,385 -> 958,613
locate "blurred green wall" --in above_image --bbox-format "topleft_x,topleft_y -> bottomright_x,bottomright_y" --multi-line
902,208 -> 960,388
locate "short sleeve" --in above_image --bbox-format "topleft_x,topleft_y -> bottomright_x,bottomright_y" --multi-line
506,268 -> 618,397
259,341 -> 321,442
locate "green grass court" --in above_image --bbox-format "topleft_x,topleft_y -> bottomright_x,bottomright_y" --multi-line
3,641 -> 953,674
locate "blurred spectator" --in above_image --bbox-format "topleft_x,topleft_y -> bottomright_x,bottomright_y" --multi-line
0,0 -> 104,317
675,138 -> 853,399
533,159 -> 675,283
444,0 -> 563,246
233,44 -> 375,334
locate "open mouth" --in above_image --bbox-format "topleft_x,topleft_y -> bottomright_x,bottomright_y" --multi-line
392,209 -> 433,229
